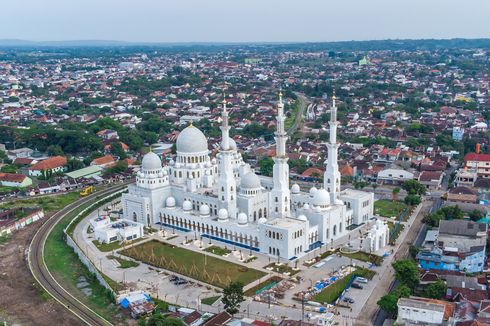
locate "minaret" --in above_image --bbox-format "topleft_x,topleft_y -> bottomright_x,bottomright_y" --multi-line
270,90 -> 290,218
217,95 -> 237,218
324,93 -> 342,203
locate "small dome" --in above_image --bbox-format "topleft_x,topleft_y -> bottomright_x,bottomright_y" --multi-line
309,187 -> 318,197
303,203 -> 310,210
158,172 -> 164,178
166,196 -> 176,208
137,171 -> 143,178
240,172 -> 261,189
297,214 -> 307,221
175,162 -> 181,168
162,170 -> 168,176
183,200 -> 192,211
237,212 -> 248,225
314,206 -> 321,213
176,125 -> 208,153
222,137 -> 237,150
218,208 -> 228,220
142,152 -> 161,170
169,159 -> 175,166
211,158 -> 217,164
199,204 -> 210,216
291,183 -> 300,194
258,217 -> 267,224
312,188 -> 330,207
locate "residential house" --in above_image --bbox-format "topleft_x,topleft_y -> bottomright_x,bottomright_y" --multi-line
90,155 -> 116,169
447,187 -> 478,203
377,168 -> 414,185
418,171 -> 444,190
28,156 -> 67,177
96,129 -> 119,140
465,153 -> 490,179
417,220 -> 487,273
0,173 -> 32,188
397,296 -> 455,325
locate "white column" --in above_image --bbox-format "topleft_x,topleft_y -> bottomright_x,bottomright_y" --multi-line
324,95 -> 342,204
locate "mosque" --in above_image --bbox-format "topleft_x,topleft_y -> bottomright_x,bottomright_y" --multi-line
121,93 -> 374,260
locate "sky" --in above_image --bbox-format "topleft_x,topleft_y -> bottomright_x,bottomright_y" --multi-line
2,0 -> 490,43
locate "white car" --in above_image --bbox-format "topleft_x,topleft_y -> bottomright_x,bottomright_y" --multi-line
356,277 -> 368,283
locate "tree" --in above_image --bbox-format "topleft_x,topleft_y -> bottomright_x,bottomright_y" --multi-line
468,209 -> 484,221
221,281 -> 244,316
258,157 -> 274,177
424,280 -> 447,299
47,144 -> 64,156
392,187 -> 400,201
402,180 -> 426,196
392,259 -> 420,290
138,315 -> 184,326
377,293 -> 398,316
0,164 -> 17,173
404,194 -> 421,206
67,158 -> 85,171
111,142 -> 127,160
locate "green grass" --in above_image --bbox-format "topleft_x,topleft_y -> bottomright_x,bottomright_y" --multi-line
0,234 -> 9,245
121,240 -> 266,288
107,255 -> 140,269
92,238 -> 144,252
374,199 -> 407,218
152,297 -> 170,311
44,196 -> 124,322
387,221 -> 405,245
285,99 -> 300,130
201,296 -> 221,305
312,267 -> 375,304
204,245 -> 231,256
265,262 -> 299,275
244,276 -> 283,297
339,251 -> 384,266
0,191 -> 80,214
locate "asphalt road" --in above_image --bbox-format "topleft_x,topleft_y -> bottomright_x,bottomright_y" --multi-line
28,183 -> 128,326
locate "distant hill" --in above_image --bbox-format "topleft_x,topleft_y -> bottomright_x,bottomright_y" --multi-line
1,38 -> 490,51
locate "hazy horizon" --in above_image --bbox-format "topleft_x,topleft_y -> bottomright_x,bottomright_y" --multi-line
2,0 -> 490,43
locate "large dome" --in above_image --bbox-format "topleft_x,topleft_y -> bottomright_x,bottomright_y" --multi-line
240,172 -> 261,189
141,152 -> 161,170
312,188 -> 330,207
176,125 -> 208,153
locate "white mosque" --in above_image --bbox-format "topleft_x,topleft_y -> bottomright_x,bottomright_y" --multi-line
121,93 -> 374,260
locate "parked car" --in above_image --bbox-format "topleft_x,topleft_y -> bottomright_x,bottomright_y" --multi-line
174,278 -> 188,285
356,277 -> 368,283
169,275 -> 178,282
342,297 -> 355,304
351,282 -> 363,289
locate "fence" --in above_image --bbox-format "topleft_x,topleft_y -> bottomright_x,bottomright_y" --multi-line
63,188 -> 127,294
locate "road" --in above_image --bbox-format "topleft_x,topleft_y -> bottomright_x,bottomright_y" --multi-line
357,199 -> 433,326
28,183 -> 128,326
287,93 -> 310,135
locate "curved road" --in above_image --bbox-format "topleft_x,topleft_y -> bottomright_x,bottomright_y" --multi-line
287,93 -> 310,135
28,184 -> 128,326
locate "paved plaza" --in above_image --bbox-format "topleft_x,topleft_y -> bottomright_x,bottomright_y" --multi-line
72,198 -> 425,323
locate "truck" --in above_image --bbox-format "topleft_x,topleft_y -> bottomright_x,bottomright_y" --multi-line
80,186 -> 95,196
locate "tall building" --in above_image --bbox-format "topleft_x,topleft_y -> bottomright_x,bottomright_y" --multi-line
122,92 -> 374,259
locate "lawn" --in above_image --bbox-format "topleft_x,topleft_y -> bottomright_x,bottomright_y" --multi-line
44,197 -> 124,322
92,238 -> 144,252
201,296 -> 221,306
204,245 -> 231,256
312,267 -> 375,304
339,251 -> 383,266
264,262 -> 299,275
244,276 -> 283,297
107,255 -> 140,269
0,191 -> 80,214
387,221 -> 405,245
120,240 -> 266,288
374,199 -> 407,218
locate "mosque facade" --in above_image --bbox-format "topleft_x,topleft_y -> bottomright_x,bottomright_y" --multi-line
121,94 -> 374,259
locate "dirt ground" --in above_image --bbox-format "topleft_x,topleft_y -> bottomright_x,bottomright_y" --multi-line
0,219 -> 83,326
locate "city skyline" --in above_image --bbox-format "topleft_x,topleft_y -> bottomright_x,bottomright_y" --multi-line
1,0 -> 490,43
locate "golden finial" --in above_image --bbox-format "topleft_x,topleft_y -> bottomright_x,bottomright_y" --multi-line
332,89 -> 336,100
